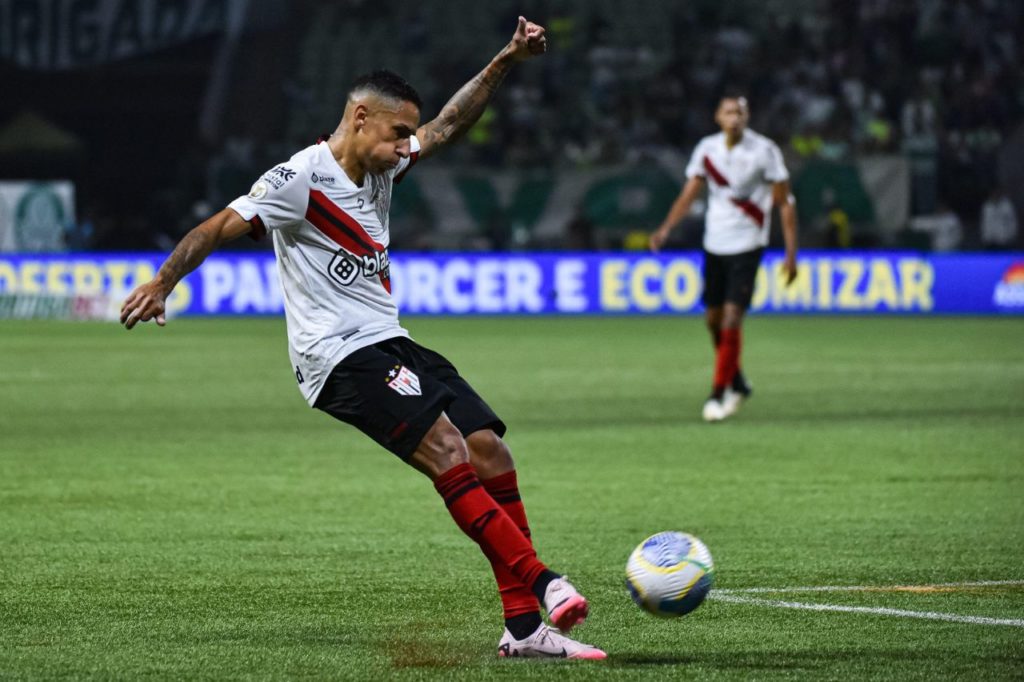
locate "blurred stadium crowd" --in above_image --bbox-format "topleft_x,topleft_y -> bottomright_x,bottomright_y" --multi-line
1,0 -> 1021,252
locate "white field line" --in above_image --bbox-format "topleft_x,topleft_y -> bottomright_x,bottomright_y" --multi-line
715,579 -> 1024,595
711,581 -> 1024,628
711,593 -> 1024,628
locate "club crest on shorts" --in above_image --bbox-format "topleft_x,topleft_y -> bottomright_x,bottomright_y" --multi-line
387,365 -> 421,396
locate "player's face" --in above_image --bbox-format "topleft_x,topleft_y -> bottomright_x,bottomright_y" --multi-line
715,99 -> 749,136
358,99 -> 420,174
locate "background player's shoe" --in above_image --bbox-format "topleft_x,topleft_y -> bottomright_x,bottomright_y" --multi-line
723,372 -> 753,417
497,623 -> 607,660
702,396 -> 727,422
721,388 -> 743,417
542,577 -> 589,632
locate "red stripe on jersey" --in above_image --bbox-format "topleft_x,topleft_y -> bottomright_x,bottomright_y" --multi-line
247,214 -> 267,241
703,155 -> 730,187
304,189 -> 392,294
732,199 -> 765,227
703,155 -> 765,227
305,189 -> 383,256
394,150 -> 419,184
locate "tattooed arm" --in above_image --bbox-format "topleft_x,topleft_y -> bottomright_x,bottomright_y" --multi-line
416,16 -> 547,160
120,208 -> 252,329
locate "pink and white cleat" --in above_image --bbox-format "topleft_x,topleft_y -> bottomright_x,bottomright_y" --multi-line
542,577 -> 589,633
497,624 -> 606,660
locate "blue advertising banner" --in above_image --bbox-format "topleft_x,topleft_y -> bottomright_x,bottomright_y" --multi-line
1,252 -> 1023,316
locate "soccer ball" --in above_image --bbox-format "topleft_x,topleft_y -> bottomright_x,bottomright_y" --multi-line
625,531 -> 714,617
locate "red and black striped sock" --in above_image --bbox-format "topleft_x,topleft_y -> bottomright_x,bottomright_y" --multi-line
482,470 -> 542,620
713,327 -> 742,396
434,463 -> 549,592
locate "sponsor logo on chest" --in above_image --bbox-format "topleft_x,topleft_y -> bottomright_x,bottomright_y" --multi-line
311,172 -> 336,185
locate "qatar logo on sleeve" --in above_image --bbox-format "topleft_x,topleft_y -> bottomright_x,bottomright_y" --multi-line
993,262 -> 1024,308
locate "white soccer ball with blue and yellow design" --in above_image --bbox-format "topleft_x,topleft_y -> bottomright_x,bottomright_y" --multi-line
625,531 -> 714,617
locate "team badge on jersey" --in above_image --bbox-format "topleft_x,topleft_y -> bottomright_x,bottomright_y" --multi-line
387,365 -> 421,396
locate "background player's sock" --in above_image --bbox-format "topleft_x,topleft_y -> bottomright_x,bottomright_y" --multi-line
482,470 -> 541,618
732,367 -> 751,395
713,327 -> 742,396
434,463 -> 550,589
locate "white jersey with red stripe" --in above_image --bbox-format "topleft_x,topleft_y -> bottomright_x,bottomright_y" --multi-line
227,136 -> 421,405
685,129 -> 788,255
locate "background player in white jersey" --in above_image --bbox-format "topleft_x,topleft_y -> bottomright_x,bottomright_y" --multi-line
649,96 -> 799,422
120,18 -> 605,661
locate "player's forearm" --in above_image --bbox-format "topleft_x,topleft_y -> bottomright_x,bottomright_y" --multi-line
659,197 -> 692,234
420,50 -> 516,150
780,203 -> 799,256
153,222 -> 221,293
658,180 -> 701,233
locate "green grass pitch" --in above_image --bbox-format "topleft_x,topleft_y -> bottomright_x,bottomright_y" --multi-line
1,315 -> 1023,680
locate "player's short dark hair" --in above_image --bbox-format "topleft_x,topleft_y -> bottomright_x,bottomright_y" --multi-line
349,70 -> 423,109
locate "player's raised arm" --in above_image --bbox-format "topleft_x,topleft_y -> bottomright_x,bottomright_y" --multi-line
772,180 -> 799,284
120,208 -> 252,329
415,16 -> 546,160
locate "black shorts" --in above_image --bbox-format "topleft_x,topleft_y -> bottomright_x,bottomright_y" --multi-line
702,248 -> 764,309
313,336 -> 506,460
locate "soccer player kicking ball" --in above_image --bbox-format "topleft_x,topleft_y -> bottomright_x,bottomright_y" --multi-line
121,18 -> 605,661
649,95 -> 799,422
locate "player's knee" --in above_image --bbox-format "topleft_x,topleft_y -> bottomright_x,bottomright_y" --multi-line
413,416 -> 469,479
466,429 -> 513,476
721,303 -> 745,329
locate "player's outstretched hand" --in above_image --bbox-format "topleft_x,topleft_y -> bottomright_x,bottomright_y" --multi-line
120,279 -> 168,329
783,254 -> 798,286
509,16 -> 546,61
649,228 -> 669,254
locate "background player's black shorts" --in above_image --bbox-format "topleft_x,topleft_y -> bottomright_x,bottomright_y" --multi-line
702,247 -> 765,309
313,336 -> 506,460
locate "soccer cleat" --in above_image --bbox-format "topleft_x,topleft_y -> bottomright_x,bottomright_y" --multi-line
723,372 -> 753,417
497,623 -> 607,660
702,396 -> 727,422
542,577 -> 589,632
721,388 -> 744,417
